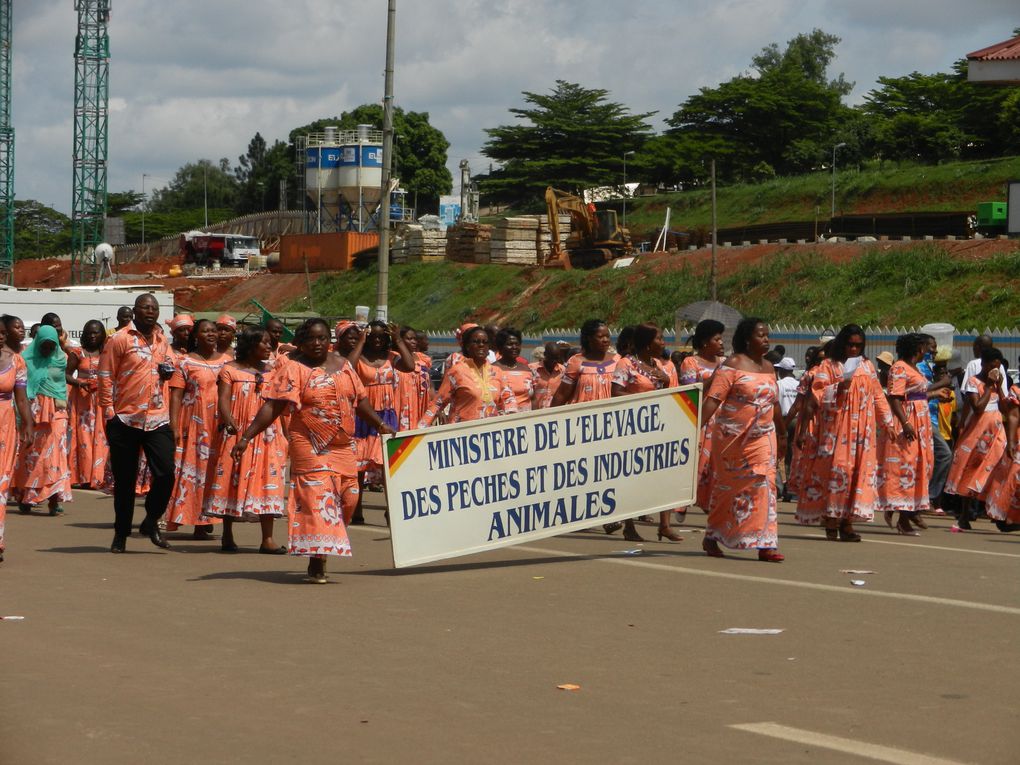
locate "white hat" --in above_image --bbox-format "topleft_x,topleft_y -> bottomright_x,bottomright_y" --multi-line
775,357 -> 796,371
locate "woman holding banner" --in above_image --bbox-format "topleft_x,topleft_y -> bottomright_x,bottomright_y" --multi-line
552,319 -> 628,538
680,319 -> 726,518
418,326 -> 517,427
234,318 -> 394,584
700,318 -> 786,562
612,322 -> 683,543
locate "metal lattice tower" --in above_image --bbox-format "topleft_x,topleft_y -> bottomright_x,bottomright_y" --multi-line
0,0 -> 14,285
71,0 -> 110,284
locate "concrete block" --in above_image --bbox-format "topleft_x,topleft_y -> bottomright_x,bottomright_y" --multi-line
778,238 -> 788,244
924,235 -> 934,241
901,235 -> 912,241
759,239 -> 768,245
797,239 -> 806,244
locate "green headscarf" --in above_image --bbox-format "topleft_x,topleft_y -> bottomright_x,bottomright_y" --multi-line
24,325 -> 67,402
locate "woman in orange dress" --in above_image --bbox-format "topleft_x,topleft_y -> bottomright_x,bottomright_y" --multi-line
166,319 -> 230,537
393,325 -> 432,431
945,348 -> 1007,529
494,327 -> 536,412
880,334 -> 936,535
612,322 -> 683,543
784,345 -> 826,502
0,321 -> 33,562
551,320 -> 621,536
680,320 -> 725,513
986,383 -> 1020,530
14,325 -> 73,516
347,321 -> 415,523
234,318 -> 395,583
700,318 -> 786,561
794,325 -> 894,541
67,320 -> 108,488
419,326 -> 517,426
2,314 -> 25,354
204,326 -> 288,553
531,342 -> 565,410
551,319 -> 617,407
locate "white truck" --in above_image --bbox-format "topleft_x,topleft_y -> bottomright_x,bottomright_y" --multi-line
0,286 -> 175,342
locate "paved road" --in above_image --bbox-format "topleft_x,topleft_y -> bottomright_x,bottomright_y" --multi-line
3,492 -> 1018,765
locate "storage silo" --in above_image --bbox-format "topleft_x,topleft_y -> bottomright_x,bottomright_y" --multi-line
303,124 -> 383,233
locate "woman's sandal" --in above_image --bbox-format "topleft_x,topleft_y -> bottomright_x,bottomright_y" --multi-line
825,527 -> 839,541
702,538 -> 725,558
758,549 -> 785,562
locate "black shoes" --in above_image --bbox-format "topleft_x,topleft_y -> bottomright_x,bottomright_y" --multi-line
110,534 -> 127,553
138,518 -> 171,549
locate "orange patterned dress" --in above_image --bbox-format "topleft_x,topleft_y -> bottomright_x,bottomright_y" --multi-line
986,385 -> 1020,522
785,369 -> 818,498
530,361 -> 563,410
355,357 -> 399,470
203,363 -> 288,520
560,353 -> 617,404
418,359 -> 517,426
701,367 -> 779,549
0,354 -> 26,552
394,351 -> 432,431
795,358 -> 893,524
13,393 -> 73,507
500,363 -> 536,412
945,376 -> 1007,500
878,361 -> 933,513
165,354 -> 228,527
266,359 -> 367,557
681,354 -> 720,509
68,348 -> 108,487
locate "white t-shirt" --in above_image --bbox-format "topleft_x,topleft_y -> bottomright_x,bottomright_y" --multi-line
777,375 -> 799,417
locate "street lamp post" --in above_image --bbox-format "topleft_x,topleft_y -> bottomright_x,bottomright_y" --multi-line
831,142 -> 847,219
622,150 -> 635,229
141,173 -> 150,246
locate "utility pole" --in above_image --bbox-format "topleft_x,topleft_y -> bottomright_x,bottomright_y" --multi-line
831,142 -> 847,219
375,0 -> 395,322
0,0 -> 14,285
622,150 -> 634,230
141,172 -> 149,245
710,159 -> 718,302
71,0 -> 111,284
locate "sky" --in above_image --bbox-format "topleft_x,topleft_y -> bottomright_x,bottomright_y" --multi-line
10,0 -> 1018,215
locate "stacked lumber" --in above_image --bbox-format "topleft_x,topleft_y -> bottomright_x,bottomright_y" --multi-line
537,214 -> 572,261
489,217 -> 539,265
446,223 -> 491,263
404,225 -> 446,262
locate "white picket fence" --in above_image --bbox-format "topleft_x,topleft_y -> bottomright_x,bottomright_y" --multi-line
422,325 -> 1020,369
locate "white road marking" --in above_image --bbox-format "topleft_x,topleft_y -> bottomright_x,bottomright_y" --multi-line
730,722 -> 971,765
512,544 -> 1020,616
782,531 -> 1020,559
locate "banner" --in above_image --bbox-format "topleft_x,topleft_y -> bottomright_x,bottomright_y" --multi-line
383,385 -> 702,568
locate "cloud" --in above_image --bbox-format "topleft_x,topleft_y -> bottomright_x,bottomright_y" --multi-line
8,0 -> 1017,213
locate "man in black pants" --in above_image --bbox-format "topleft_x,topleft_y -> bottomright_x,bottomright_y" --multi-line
98,293 -> 175,552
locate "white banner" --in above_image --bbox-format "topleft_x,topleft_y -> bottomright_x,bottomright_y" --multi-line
383,385 -> 702,568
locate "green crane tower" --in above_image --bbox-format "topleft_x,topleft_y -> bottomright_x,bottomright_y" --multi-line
0,0 -> 14,286
71,0 -> 110,285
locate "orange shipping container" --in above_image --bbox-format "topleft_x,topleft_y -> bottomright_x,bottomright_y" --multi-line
277,232 -> 380,273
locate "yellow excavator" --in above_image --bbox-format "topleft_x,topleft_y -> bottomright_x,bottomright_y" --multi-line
544,186 -> 632,269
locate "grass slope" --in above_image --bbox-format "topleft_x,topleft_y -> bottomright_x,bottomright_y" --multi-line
302,241 -> 1020,331
624,155 -> 1020,234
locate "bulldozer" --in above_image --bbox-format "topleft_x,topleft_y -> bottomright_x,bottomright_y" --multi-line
544,186 -> 632,269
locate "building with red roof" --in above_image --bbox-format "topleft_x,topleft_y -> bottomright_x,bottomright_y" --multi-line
967,35 -> 1020,84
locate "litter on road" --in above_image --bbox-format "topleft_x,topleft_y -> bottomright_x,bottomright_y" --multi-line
719,628 -> 784,635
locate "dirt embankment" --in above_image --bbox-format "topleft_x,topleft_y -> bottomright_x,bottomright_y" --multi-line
12,237 -> 1016,317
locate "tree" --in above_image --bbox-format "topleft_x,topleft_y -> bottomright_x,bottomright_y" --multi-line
14,200 -> 72,259
148,159 -> 239,213
666,30 -> 851,183
235,134 -> 292,214
480,80 -> 655,204
289,105 -> 452,211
